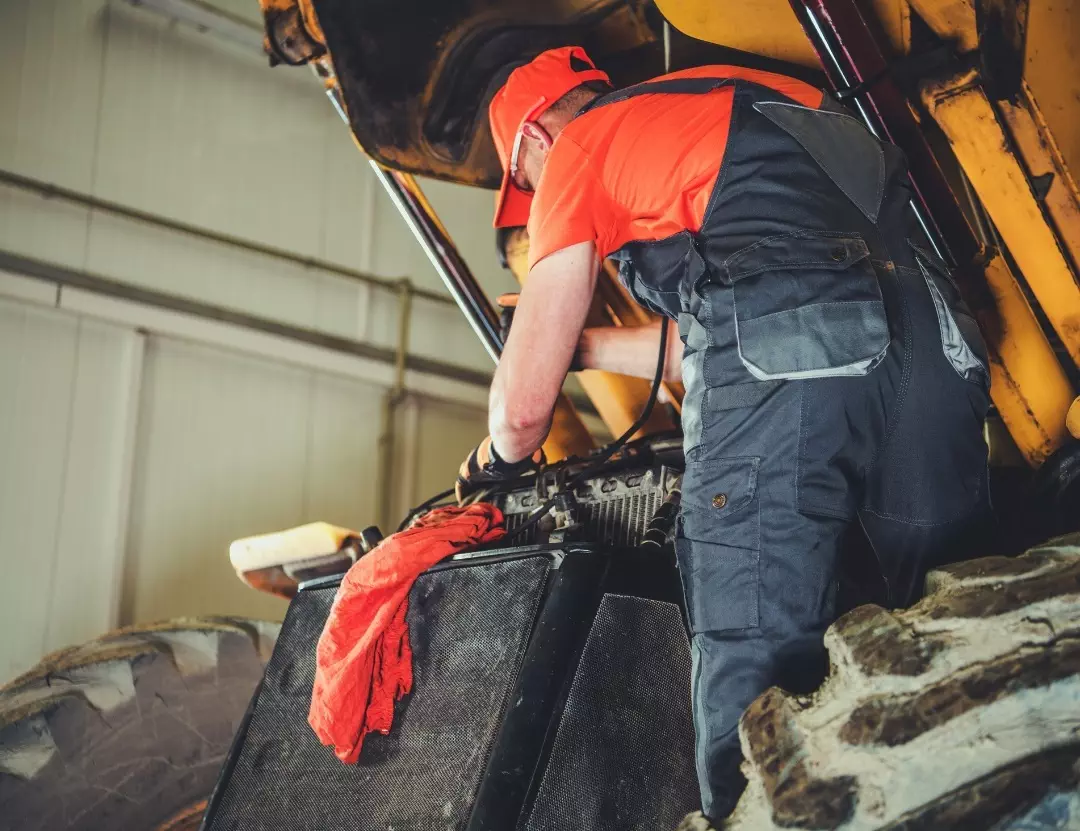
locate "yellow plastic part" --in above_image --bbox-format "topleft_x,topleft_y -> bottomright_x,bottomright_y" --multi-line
978,255 -> 1076,465
229,522 -> 356,575
922,69 -> 1080,372
996,85 -> 1080,273
1068,397 -> 1080,440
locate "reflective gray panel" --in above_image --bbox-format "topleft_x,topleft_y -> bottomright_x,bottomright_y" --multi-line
736,301 -> 889,380
916,258 -> 989,384
754,101 -> 885,223
680,348 -> 707,451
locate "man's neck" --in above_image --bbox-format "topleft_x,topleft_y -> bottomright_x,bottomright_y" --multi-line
538,91 -> 602,137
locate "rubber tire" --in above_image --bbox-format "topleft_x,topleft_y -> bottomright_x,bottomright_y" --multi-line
0,617 -> 279,831
677,533 -> 1080,831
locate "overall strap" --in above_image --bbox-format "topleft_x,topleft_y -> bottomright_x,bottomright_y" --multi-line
575,77 -> 733,117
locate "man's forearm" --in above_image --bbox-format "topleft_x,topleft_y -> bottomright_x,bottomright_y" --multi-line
577,319 -> 681,381
488,241 -> 600,464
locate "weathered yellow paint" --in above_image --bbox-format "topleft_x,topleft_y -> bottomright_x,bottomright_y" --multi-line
923,69 -> 1080,372
977,254 -> 1075,465
900,0 -> 1079,187
864,0 -> 911,57
656,0 -> 820,67
903,0 -> 978,52
1024,0 -> 1080,185
543,394 -> 598,460
657,0 -> 910,63
998,85 -> 1080,272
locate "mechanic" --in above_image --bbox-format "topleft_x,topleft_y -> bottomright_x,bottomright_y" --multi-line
456,46 -> 992,820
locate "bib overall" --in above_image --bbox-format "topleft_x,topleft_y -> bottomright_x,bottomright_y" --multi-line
579,77 -> 992,817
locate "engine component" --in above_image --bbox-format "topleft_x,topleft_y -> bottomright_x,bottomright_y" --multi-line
492,434 -> 684,548
200,537 -> 696,831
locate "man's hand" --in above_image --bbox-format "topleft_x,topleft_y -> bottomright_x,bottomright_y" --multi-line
456,436 -> 545,503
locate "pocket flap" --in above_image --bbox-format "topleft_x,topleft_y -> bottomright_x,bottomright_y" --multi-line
725,234 -> 870,282
681,457 -> 760,522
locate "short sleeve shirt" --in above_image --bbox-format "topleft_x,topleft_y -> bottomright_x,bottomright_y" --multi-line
526,65 -> 824,270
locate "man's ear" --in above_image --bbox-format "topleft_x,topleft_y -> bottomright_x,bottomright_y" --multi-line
521,121 -> 553,152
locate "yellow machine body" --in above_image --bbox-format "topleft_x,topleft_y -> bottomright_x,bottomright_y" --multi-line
257,0 -> 1079,468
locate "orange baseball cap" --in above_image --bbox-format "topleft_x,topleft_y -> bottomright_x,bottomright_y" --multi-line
488,46 -> 610,228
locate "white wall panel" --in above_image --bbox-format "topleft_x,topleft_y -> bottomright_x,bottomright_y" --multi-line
0,0 -> 514,367
0,0 -> 101,269
0,0 -> 525,682
0,301 -> 76,680
304,371 -> 383,525
123,335 -> 385,626
0,176 -> 92,273
0,298 -> 138,681
93,4 -> 331,256
412,396 -> 490,508
46,321 -> 143,654
0,0 -> 104,187
84,209 -> 363,340
124,336 -> 308,625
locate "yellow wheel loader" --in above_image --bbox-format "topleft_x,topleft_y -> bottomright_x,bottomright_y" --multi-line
2,0 -> 1079,828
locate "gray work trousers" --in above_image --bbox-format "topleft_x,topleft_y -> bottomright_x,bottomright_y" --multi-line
677,251 -> 992,818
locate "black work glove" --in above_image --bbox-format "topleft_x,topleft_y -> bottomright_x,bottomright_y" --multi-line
456,436 -> 545,503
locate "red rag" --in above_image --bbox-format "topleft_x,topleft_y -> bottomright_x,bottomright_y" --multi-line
308,502 -> 505,763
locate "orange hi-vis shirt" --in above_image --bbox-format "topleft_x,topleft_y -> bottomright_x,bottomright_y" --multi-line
526,66 -> 824,270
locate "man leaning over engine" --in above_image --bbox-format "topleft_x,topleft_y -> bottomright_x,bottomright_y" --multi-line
455,46 -> 992,821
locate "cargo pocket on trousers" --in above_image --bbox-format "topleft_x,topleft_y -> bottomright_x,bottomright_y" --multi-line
725,232 -> 890,381
676,456 -> 761,634
909,241 -> 990,386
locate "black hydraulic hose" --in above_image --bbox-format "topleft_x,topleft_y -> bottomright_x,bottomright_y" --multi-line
573,317 -> 670,474
396,486 -> 457,532
640,482 -> 682,548
398,319 -> 669,541
503,319 -> 671,542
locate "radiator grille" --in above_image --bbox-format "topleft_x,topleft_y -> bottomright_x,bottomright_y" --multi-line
519,594 -> 698,831
203,556 -> 550,831
501,466 -> 668,547
580,489 -> 660,548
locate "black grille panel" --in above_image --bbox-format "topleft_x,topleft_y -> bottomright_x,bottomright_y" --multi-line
519,594 -> 698,831
203,556 -> 549,831
579,489 -> 660,548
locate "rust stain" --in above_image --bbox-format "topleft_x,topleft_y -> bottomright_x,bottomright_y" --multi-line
155,799 -> 209,831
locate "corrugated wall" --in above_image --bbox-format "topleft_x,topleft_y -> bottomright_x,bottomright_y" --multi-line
0,0 -> 516,682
